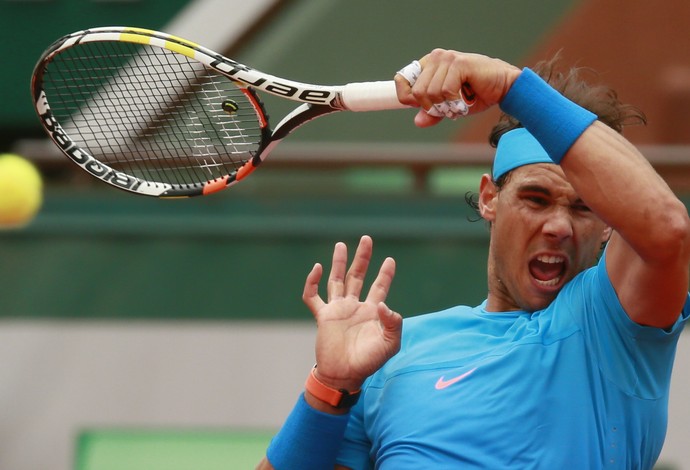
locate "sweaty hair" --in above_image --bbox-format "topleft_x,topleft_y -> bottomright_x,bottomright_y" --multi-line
488,52 -> 647,147
465,52 -> 647,216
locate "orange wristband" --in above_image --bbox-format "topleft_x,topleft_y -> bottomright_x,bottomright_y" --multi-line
305,366 -> 361,409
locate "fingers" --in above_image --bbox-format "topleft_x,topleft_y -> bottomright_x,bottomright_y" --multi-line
394,73 -> 418,107
396,49 -> 477,127
344,235 -> 374,298
302,262 -> 325,315
366,257 -> 396,304
414,56 -> 456,110
310,235 -> 395,307
326,241 -> 348,301
326,235 -> 376,302
417,49 -> 475,106
396,55 -> 458,111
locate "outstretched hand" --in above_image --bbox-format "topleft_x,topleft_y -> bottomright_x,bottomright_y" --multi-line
394,48 -> 521,127
302,235 -> 403,394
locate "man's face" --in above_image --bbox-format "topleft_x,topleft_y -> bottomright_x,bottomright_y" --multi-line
479,163 -> 611,312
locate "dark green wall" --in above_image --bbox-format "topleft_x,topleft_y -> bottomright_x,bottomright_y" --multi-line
5,0 -> 683,322
0,185 -> 489,320
4,185 -> 690,321
0,0 -> 192,140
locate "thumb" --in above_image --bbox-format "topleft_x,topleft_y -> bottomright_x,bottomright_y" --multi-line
378,302 -> 403,350
414,109 -> 443,128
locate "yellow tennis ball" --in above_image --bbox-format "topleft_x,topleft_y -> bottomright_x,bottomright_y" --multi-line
0,153 -> 43,228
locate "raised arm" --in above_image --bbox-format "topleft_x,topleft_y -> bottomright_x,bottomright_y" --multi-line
257,235 -> 402,470
302,236 -> 402,398
560,123 -> 690,327
395,49 -> 690,328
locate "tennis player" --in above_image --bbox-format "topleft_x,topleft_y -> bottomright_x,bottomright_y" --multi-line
258,49 -> 690,469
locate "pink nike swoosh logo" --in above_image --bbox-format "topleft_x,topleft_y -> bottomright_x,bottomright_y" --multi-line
435,367 -> 477,390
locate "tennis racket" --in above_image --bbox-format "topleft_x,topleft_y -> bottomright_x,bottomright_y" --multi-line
32,27 -> 473,198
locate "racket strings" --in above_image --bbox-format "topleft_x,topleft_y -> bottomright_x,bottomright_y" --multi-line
47,44 -> 178,185
41,40 -> 265,187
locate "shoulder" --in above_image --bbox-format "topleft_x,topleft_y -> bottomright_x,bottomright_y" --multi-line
401,304 -> 480,342
553,251 -> 689,340
364,304 -> 481,379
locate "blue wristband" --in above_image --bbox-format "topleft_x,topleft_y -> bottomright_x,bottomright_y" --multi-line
266,393 -> 350,470
499,68 -> 597,164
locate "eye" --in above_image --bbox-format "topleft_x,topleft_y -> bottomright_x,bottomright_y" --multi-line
525,195 -> 549,206
572,203 -> 591,213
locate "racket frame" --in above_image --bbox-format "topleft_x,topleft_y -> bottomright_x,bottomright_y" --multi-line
31,27 -> 404,197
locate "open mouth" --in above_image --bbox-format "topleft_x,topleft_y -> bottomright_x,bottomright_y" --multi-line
528,255 -> 566,288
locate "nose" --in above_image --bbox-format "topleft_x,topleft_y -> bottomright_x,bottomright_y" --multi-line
542,207 -> 574,241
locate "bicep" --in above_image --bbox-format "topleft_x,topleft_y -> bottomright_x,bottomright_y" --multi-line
606,232 -> 689,328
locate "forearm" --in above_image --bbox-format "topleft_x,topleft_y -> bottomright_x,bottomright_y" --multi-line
262,392 -> 351,470
562,121 -> 689,261
259,236 -> 401,469
257,389 -> 349,470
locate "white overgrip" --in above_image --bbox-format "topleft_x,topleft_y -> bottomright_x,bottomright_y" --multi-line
340,81 -> 409,112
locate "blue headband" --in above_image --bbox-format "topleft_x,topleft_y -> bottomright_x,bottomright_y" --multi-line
492,128 -> 553,180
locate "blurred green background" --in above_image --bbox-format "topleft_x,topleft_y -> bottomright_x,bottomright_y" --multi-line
1,2 -> 688,470
0,0 -> 586,321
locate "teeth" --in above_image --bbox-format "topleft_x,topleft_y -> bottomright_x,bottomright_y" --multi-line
537,255 -> 564,264
535,276 -> 561,287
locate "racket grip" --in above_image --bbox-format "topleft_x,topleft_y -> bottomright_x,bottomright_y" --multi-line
341,81 -> 408,112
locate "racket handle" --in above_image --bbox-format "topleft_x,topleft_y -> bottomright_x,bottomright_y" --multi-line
341,81 -> 408,112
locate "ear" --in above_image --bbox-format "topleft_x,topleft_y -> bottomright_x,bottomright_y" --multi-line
601,226 -> 613,245
478,174 -> 498,223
